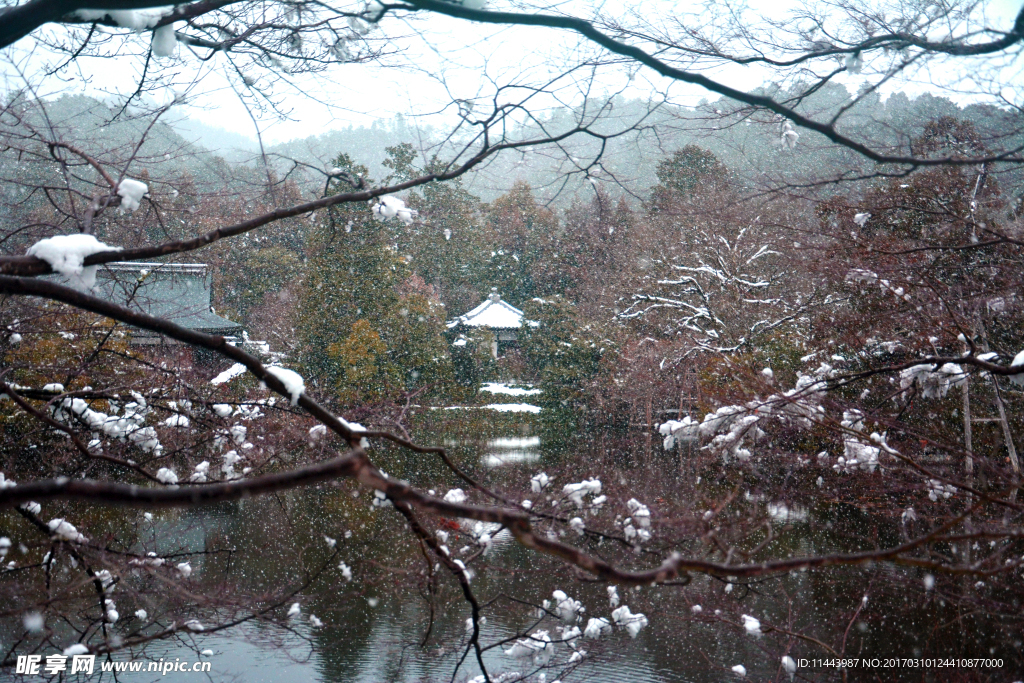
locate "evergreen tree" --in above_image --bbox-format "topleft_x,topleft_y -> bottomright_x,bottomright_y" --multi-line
403,157 -> 491,316
296,152 -> 454,404
520,296 -> 608,427
652,145 -> 729,202
483,181 -> 559,304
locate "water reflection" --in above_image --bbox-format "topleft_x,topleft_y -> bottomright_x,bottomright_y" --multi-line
482,436 -> 542,468
766,502 -> 809,523
5,412 -> 1022,682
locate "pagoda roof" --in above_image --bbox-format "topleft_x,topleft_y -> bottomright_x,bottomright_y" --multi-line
447,290 -> 527,330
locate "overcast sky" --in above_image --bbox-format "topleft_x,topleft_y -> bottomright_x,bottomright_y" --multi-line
5,0 -> 1022,144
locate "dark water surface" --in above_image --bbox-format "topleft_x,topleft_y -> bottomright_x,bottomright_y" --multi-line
4,409 -> 1021,682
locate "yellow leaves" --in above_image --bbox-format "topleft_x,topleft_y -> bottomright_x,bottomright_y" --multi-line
329,319 -> 386,365
3,307 -> 134,391
0,306 -> 143,448
327,320 -> 391,402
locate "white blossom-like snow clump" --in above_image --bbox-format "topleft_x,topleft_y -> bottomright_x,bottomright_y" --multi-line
530,471 -> 551,493
900,363 -> 966,399
659,415 -> 698,449
372,195 -> 417,225
1009,350 -> 1024,387
443,488 -> 467,504
836,410 -> 881,473
781,121 -> 799,149
26,234 -> 120,289
230,424 -> 247,445
48,518 -> 87,543
704,410 -> 761,462
927,479 -> 956,501
155,467 -> 178,485
626,499 -> 651,528
562,478 -> 601,507
552,590 -> 585,623
611,605 -> 648,638
845,52 -> 863,73
583,617 -> 612,638
309,424 -> 328,444
190,461 -> 210,483
782,655 -> 797,679
117,178 -> 149,211
222,450 -> 243,479
503,630 -> 554,666
96,569 -> 115,593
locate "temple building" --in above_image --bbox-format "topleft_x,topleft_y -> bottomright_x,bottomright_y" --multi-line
91,262 -> 246,371
447,289 -> 529,358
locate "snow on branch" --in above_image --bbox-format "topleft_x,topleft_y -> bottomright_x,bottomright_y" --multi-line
25,234 -> 120,289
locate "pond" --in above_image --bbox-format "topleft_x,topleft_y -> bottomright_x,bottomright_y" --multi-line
3,406 -> 1021,682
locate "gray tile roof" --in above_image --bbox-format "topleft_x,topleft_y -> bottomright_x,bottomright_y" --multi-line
95,262 -> 242,335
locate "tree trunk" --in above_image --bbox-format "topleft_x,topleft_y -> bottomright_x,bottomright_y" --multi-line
989,377 -> 1019,474
962,375 -> 973,479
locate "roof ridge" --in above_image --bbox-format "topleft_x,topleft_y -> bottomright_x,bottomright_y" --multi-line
447,293 -> 525,329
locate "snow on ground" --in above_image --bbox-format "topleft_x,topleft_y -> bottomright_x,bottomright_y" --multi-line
479,382 -> 542,397
482,452 -> 540,467
483,403 -> 541,413
441,404 -> 542,413
489,436 -> 540,448
211,363 -> 247,385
